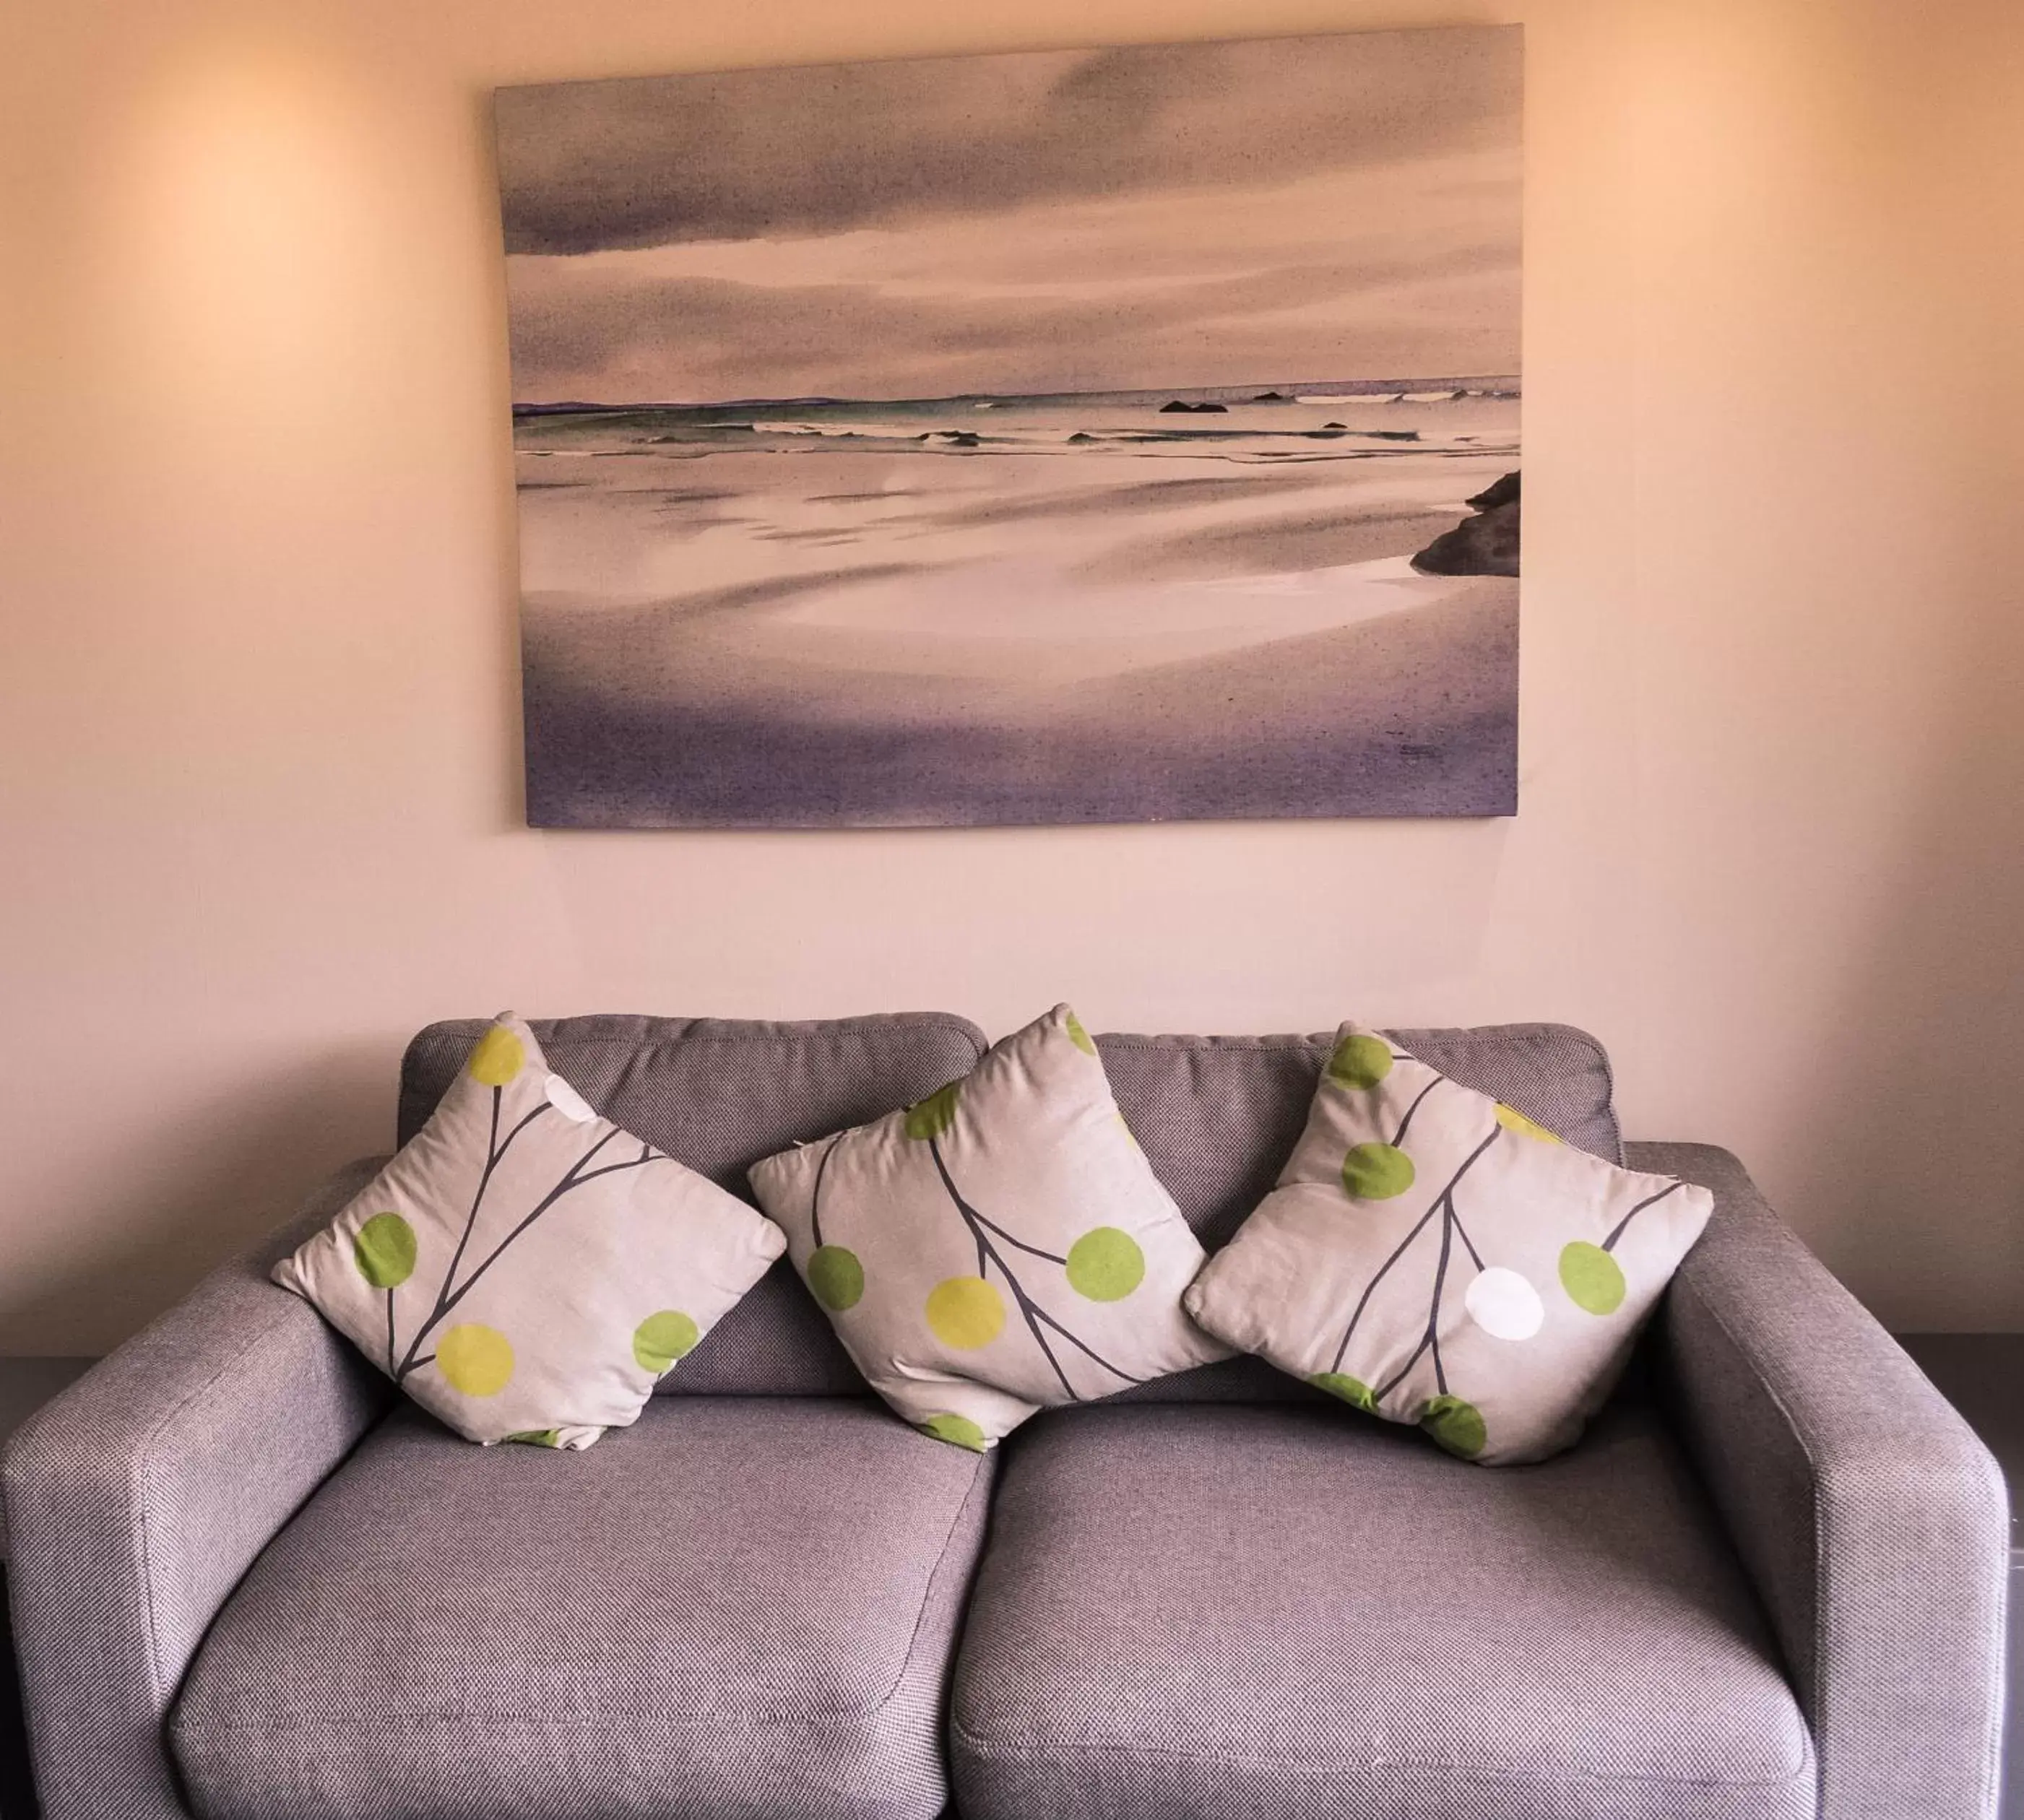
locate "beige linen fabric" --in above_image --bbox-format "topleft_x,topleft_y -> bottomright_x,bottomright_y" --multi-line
274,1013 -> 785,1448
751,1004 -> 1229,1450
1186,1022 -> 1711,1464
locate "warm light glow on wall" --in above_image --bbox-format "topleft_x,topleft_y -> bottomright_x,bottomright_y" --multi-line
108,38 -> 385,426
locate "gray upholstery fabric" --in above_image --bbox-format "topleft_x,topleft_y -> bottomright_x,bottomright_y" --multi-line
1099,1026 -> 1621,1255
1394,1023 -> 1623,1163
951,1400 -> 1815,1820
1643,1143 -> 2010,1820
170,1397 -> 992,1820
1,1161 -> 394,1820
1095,1023 -> 1622,1403
398,1013 -> 987,1397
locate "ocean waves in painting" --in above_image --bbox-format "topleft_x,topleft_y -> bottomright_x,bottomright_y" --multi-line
514,380 -> 1520,828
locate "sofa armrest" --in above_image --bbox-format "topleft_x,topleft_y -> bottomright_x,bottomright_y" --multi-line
1633,1142 -> 2009,1820
2,1161 -> 396,1820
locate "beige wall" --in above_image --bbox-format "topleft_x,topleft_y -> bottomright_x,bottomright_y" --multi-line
2,0 -> 2020,1354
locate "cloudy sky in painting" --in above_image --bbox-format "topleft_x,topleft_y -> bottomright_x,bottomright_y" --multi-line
496,27 -> 1521,404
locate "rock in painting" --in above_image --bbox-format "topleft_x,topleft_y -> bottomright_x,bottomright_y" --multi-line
1411,470 -> 1521,577
1466,470 -> 1520,512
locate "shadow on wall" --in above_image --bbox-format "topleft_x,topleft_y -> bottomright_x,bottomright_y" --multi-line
1,1042 -> 394,1355
1798,576 -> 2024,1328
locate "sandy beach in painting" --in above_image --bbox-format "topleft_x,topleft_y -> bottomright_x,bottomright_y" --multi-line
516,381 -> 1518,826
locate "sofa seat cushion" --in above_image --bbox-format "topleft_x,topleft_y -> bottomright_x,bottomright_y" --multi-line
950,1403 -> 1815,1820
170,1398 -> 991,1820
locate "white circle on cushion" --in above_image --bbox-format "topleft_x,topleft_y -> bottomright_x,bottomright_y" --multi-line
1464,1265 -> 1544,1341
544,1075 -> 597,1123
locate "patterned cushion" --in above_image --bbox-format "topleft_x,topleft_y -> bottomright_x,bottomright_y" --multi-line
749,1006 -> 1227,1450
396,1013 -> 990,1398
1185,1025 -> 1710,1462
169,1398 -> 991,1820
1094,1021 -> 1626,1405
950,1402 -> 1815,1820
275,1015 -> 784,1447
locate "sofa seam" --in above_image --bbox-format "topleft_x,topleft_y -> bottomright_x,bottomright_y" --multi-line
1671,1268 -> 1827,1771
1090,1026 -> 1609,1058
947,1724 -> 1817,1789
410,1024 -> 988,1057
175,1708 -> 909,1737
401,1025 -> 989,1134
558,1031 -> 981,1050
868,1455 -> 995,1725
131,1289 -> 319,1712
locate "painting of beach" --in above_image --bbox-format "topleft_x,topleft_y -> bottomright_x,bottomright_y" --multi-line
495,27 -> 1522,827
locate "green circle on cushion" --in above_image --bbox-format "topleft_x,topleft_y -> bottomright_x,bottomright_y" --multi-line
1065,1227 -> 1145,1301
1310,1372 -> 1377,1411
506,1429 -> 562,1449
1560,1241 -> 1627,1315
807,1245 -> 865,1312
903,1081 -> 961,1140
1419,1395 -> 1487,1459
1341,1142 -> 1415,1200
1327,1033 -> 1394,1091
353,1212 -> 417,1288
920,1413 -> 988,1452
1065,1010 -> 1097,1057
632,1310 -> 700,1374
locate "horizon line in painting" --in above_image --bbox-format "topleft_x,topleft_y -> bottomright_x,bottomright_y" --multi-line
496,26 -> 1523,828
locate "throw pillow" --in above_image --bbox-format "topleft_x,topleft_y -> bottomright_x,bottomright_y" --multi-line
748,1003 -> 1229,1450
274,1013 -> 787,1449
1183,1022 -> 1712,1464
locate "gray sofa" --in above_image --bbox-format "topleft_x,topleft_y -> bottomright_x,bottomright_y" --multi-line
3,1014 -> 2009,1820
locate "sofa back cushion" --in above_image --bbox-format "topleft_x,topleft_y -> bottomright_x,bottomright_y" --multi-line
1098,1023 -> 1621,1251
398,1014 -> 988,1396
397,1016 -> 1619,1402
1093,1025 -> 1624,1403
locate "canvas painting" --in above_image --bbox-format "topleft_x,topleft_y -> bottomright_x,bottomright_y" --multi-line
496,27 -> 1521,828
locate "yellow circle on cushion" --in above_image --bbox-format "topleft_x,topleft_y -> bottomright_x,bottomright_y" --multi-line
1495,1102 -> 1562,1143
467,1027 -> 525,1087
437,1324 -> 514,1396
925,1276 -> 1005,1350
